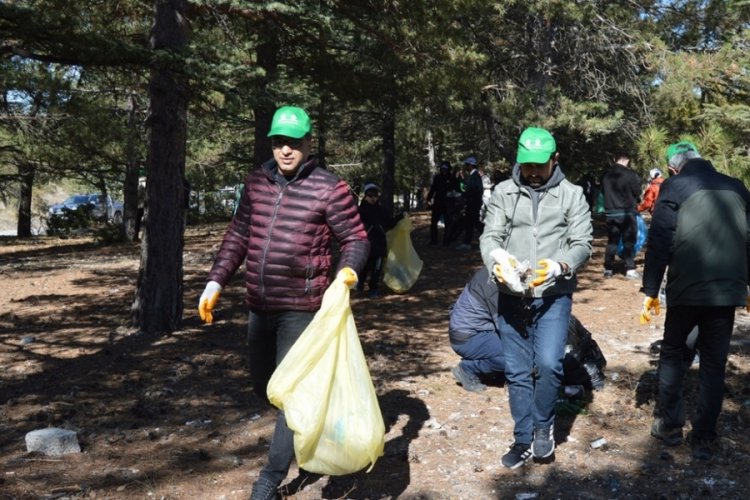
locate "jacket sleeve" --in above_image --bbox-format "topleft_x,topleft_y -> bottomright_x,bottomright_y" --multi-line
206,175 -> 252,287
560,185 -> 593,272
327,180 -> 370,275
479,187 -> 510,273
637,184 -> 656,213
642,181 -> 678,297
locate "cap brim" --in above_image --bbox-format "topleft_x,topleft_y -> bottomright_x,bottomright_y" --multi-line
267,127 -> 308,139
516,150 -> 552,164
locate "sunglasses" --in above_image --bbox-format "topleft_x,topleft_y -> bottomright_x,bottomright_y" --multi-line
271,137 -> 306,150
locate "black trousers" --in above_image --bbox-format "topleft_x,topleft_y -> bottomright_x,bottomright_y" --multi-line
656,305 -> 735,441
604,212 -> 637,271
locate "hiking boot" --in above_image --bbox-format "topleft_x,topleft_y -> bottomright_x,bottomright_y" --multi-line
625,269 -> 641,280
250,476 -> 279,500
603,270 -> 613,278
451,364 -> 486,392
501,442 -> 532,469
532,425 -> 555,458
650,418 -> 682,446
687,431 -> 716,461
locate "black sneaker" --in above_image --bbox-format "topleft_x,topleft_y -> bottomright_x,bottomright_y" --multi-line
250,476 -> 279,500
687,431 -> 716,461
650,418 -> 682,446
532,425 -> 555,458
501,442 -> 532,469
451,364 -> 486,392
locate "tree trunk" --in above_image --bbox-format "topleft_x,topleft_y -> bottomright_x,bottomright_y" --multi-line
132,0 -> 189,334
381,101 -> 396,215
16,164 -> 34,238
253,24 -> 279,167
123,93 -> 141,241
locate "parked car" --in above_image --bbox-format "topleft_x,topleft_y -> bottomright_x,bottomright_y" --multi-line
49,193 -> 124,223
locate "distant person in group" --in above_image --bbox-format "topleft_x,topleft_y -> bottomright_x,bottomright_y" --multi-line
357,183 -> 402,298
197,105 -> 369,500
456,155 -> 484,251
575,172 -> 596,211
640,141 -> 750,461
637,168 -> 664,214
600,153 -> 641,279
425,161 -> 456,245
480,127 -> 592,469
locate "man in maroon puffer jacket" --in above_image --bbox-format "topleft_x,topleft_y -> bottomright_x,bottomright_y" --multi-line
198,105 -> 369,500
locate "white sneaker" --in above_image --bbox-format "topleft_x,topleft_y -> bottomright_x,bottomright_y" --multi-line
626,269 -> 641,279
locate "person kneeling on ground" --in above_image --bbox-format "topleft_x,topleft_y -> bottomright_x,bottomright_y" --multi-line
449,267 -> 606,393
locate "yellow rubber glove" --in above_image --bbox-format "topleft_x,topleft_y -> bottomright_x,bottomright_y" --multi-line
198,281 -> 222,324
492,263 -> 506,284
640,296 -> 660,325
530,259 -> 562,288
337,267 -> 358,288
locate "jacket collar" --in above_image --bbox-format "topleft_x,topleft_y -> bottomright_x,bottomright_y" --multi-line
261,156 -> 318,182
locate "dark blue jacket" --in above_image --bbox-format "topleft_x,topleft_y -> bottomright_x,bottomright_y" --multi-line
449,267 -> 499,340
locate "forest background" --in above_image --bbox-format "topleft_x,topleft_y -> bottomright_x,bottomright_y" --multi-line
2,0 -> 750,333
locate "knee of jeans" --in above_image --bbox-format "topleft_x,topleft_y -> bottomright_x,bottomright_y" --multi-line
535,357 -> 563,378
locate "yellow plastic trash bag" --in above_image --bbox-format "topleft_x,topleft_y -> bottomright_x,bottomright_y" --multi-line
383,214 -> 423,293
266,276 -> 385,476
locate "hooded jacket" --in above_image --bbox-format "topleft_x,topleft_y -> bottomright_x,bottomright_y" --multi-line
642,158 -> 750,306
479,163 -> 593,297
207,157 -> 370,311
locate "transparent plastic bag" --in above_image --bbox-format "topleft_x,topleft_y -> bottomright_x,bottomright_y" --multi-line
266,276 -> 385,475
383,214 -> 423,293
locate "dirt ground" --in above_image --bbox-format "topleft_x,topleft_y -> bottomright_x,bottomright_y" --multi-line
1,212 -> 749,500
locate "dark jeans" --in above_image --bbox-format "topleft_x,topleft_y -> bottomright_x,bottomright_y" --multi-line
247,310 -> 316,484
359,255 -> 383,292
497,293 -> 572,444
656,305 -> 734,441
461,203 -> 482,245
604,212 -> 637,271
450,329 -> 505,375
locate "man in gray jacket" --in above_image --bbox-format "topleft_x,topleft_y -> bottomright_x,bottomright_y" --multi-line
480,127 -> 592,469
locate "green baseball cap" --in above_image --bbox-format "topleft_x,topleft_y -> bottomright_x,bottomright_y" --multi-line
665,141 -> 698,163
516,127 -> 556,164
267,106 -> 312,138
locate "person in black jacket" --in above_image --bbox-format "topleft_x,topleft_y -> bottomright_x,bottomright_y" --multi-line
425,161 -> 456,245
600,153 -> 642,278
358,183 -> 402,298
640,141 -> 750,461
456,155 -> 485,250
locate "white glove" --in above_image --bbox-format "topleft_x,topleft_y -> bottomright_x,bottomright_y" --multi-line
530,259 -> 563,288
489,248 -> 531,293
198,281 -> 222,324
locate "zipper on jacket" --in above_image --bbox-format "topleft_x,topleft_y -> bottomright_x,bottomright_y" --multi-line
259,186 -> 287,307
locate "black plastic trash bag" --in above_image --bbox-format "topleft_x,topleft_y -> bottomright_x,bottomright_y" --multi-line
563,315 -> 607,390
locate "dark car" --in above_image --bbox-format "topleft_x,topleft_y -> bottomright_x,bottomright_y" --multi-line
49,193 -> 123,222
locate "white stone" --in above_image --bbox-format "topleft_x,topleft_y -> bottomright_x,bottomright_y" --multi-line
25,427 -> 81,456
